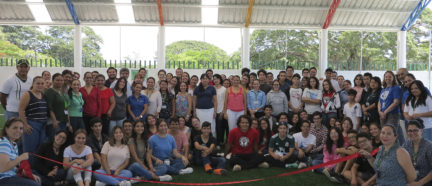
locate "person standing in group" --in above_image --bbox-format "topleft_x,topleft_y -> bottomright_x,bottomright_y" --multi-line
95,75 -> 115,136
80,72 -> 101,133
404,80 -> 432,140
127,82 -> 149,122
63,129 -> 94,186
66,79 -> 85,134
353,74 -> 365,103
321,79 -> 340,128
194,74 -> 217,134
104,67 -> 117,88
1,59 -> 33,121
224,75 -> 246,131
159,80 -> 176,122
142,77 -> 162,118
286,74 -> 303,117
266,80 -> 288,117
0,118 -> 41,185
247,79 -> 266,119
343,89 -> 362,131
18,76 -> 48,163
94,126 -> 133,186
45,73 -> 68,137
175,82 -> 192,120
361,76 -> 382,124
212,74 -> 227,146
109,68 -> 132,97
302,77 -> 322,117
110,77 -> 128,132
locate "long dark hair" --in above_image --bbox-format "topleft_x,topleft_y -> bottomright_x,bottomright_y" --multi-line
114,77 -> 127,94
406,80 -> 429,108
354,74 -> 365,87
68,79 -> 81,99
322,79 -> 335,93
308,77 -> 319,89
326,127 -> 344,154
370,76 -> 382,93
258,118 -> 272,145
198,73 -> 210,92
132,120 -> 148,147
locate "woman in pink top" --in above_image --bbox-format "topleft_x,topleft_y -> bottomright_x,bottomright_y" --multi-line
79,72 -> 101,133
223,75 -> 247,131
313,127 -> 345,183
353,74 -> 364,103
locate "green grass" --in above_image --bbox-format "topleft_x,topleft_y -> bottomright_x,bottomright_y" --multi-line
0,106 -> 4,130
132,166 -> 344,186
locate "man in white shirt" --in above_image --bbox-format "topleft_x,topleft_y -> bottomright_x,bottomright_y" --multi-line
110,68 -> 132,97
320,68 -> 340,92
0,59 -> 33,120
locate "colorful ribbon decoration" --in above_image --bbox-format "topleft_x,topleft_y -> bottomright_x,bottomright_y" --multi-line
31,148 -> 379,185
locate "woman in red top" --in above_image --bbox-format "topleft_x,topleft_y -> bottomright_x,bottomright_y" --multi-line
225,115 -> 269,171
341,117 -> 353,146
80,72 -> 101,133
257,118 -> 272,155
95,74 -> 115,136
223,76 -> 247,131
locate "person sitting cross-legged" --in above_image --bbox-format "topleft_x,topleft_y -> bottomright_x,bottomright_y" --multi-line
266,122 -> 298,168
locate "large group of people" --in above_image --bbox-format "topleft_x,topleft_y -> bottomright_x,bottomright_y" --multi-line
0,59 -> 431,185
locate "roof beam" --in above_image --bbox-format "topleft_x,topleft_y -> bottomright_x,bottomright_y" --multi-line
65,0 -> 79,24
156,0 -> 164,26
245,0 -> 254,27
401,0 -> 432,31
323,0 -> 341,29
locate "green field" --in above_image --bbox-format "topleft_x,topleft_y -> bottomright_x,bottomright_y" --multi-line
128,166 -> 343,186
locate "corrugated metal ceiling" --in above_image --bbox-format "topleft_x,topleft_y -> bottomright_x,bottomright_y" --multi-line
0,0 -> 421,30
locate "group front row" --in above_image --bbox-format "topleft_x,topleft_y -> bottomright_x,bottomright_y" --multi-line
1,114 -> 431,186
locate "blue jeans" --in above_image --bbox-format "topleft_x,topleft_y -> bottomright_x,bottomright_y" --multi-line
0,175 -> 41,186
46,121 -> 67,140
397,122 -> 406,145
153,158 -> 186,175
23,120 -> 46,164
194,154 -> 226,169
423,128 -> 432,141
94,169 -> 132,185
109,117 -> 126,133
322,112 -> 337,128
311,153 -> 325,172
128,162 -> 154,179
69,117 -> 85,134
4,110 -> 18,121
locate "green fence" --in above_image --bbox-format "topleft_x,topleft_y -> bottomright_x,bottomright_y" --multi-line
251,61 -> 316,70
165,61 -> 241,69
0,58 -> 73,67
82,59 -> 157,69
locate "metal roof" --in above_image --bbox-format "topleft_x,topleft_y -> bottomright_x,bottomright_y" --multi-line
0,0 -> 422,30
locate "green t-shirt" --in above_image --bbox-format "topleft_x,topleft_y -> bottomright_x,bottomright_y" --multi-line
44,88 -> 67,122
268,133 -> 295,155
65,92 -> 84,117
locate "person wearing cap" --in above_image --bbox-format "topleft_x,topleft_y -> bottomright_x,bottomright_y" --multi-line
1,59 -> 33,120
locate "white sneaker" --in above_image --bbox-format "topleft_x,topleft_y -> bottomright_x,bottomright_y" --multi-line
119,180 -> 131,186
179,167 -> 194,175
130,176 -> 141,184
232,164 -> 242,171
159,174 -> 173,182
95,181 -> 106,186
298,162 -> 307,169
258,162 -> 269,168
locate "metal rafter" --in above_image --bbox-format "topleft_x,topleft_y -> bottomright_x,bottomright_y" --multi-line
156,0 -> 164,26
401,0 -> 432,31
323,0 -> 341,29
245,0 -> 254,27
65,0 -> 79,24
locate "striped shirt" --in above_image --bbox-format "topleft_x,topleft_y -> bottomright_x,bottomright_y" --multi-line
25,91 -> 48,122
0,137 -> 18,179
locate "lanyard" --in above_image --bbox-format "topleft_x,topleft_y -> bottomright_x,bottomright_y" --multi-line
411,142 -> 419,167
376,143 -> 398,170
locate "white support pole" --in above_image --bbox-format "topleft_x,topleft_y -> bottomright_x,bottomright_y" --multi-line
397,30 -> 407,69
242,27 -> 250,69
157,26 -> 166,70
74,25 -> 82,73
319,29 -> 328,78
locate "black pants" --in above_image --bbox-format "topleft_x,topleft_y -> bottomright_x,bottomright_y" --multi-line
101,114 -> 110,136
83,114 -> 95,134
266,155 -> 297,168
231,153 -> 265,169
216,113 -> 229,145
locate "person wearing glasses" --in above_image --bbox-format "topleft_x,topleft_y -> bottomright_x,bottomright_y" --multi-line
402,119 -> 432,186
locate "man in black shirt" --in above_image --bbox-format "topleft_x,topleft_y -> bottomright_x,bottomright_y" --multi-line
342,132 -> 376,185
85,118 -> 108,170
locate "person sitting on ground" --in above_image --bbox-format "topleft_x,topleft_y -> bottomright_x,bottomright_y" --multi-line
342,132 -> 376,186
85,117 -> 108,170
193,122 -> 227,175
168,118 -> 190,161
293,120 -> 316,169
266,123 -> 297,168
63,129 -> 94,186
225,115 -> 269,171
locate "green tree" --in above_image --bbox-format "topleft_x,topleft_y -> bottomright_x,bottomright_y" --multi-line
166,40 -> 231,63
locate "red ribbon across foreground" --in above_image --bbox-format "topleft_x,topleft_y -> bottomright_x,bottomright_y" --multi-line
31,148 -> 379,185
